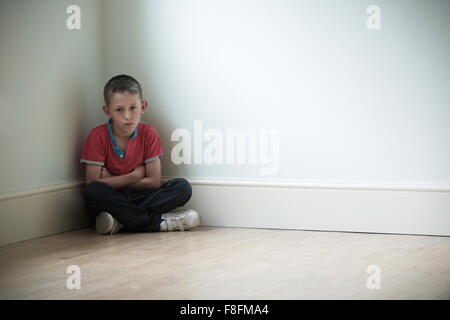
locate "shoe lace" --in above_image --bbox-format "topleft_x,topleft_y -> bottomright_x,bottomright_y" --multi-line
166,217 -> 186,232
175,218 -> 185,231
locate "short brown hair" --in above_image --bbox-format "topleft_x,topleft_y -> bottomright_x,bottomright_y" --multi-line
103,74 -> 143,106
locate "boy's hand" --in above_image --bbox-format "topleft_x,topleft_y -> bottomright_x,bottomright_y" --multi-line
100,166 -> 113,178
131,164 -> 146,180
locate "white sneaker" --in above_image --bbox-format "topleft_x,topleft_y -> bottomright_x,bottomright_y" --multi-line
95,211 -> 124,235
160,209 -> 200,232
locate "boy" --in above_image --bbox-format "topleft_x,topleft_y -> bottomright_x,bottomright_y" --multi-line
81,74 -> 200,235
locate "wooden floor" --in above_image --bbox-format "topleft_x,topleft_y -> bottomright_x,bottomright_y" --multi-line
0,226 -> 449,299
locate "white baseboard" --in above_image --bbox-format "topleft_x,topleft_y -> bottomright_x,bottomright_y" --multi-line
0,180 -> 89,246
180,178 -> 450,237
1,178 -> 449,246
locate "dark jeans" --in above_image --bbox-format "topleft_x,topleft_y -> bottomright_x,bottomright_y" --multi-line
83,178 -> 192,232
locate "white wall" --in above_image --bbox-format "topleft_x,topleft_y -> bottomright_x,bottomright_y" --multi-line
0,0 -> 449,244
103,0 -> 450,186
0,0 -> 104,193
0,0 -> 103,244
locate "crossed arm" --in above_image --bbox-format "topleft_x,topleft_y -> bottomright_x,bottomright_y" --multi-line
85,158 -> 162,191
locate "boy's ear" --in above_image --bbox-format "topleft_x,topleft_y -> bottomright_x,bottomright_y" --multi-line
141,100 -> 148,113
102,105 -> 112,118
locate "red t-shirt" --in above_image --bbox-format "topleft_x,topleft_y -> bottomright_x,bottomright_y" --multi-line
80,120 -> 163,175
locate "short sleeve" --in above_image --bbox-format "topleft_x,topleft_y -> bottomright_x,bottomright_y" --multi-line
144,126 -> 163,163
80,130 -> 106,166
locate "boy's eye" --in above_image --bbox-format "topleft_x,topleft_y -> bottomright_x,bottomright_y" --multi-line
131,106 -> 137,110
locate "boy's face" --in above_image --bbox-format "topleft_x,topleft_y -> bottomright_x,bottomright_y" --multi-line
103,91 -> 148,138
